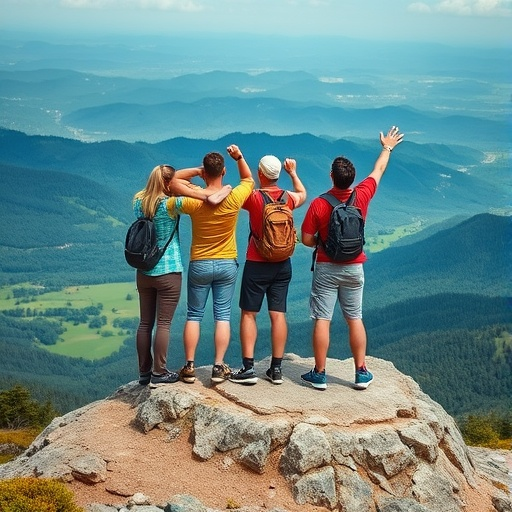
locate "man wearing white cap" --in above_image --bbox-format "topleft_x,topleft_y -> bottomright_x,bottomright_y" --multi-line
230,154 -> 306,385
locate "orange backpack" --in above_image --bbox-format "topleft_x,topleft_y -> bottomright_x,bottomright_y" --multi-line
251,190 -> 296,262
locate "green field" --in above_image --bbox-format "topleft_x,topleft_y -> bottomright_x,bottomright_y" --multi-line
366,221 -> 424,253
0,221 -> 440,360
1,282 -> 139,359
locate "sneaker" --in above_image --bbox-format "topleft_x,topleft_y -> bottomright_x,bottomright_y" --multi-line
229,367 -> 258,385
179,363 -> 196,384
354,367 -> 374,390
265,366 -> 283,385
139,371 -> 151,386
211,363 -> 232,383
301,368 -> 327,390
150,370 -> 179,387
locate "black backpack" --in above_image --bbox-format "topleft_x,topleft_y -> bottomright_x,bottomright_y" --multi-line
312,190 -> 365,269
124,215 -> 180,271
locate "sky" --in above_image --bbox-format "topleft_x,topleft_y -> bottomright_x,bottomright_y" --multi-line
0,0 -> 511,48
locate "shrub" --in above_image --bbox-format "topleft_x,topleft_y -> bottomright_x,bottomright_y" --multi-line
0,427 -> 40,463
0,477 -> 84,512
460,413 -> 510,448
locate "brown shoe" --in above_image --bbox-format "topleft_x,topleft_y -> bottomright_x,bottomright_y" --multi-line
211,363 -> 232,383
179,363 -> 196,383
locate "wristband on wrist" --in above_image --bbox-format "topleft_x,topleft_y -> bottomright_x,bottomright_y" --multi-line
236,155 -> 244,161
383,145 -> 393,153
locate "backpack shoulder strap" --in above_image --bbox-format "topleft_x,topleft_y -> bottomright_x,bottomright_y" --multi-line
259,189 -> 287,205
320,191 -> 357,208
346,190 -> 357,206
259,190 -> 273,205
319,192 -> 341,208
160,214 -> 180,254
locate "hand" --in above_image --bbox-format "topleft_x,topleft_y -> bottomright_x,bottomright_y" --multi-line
226,144 -> 242,161
380,126 -> 404,151
283,158 -> 297,174
206,184 -> 232,205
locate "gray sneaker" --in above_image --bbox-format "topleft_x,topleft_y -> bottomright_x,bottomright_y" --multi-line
229,367 -> 258,385
150,370 -> 179,388
211,363 -> 232,383
139,371 -> 151,386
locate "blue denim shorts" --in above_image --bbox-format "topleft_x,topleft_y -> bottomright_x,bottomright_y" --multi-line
186,259 -> 239,322
309,263 -> 364,320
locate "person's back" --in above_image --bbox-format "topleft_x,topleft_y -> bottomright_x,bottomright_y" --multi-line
300,126 -> 404,391
132,163 -> 217,388
171,146 -> 254,385
230,155 -> 307,386
177,184 -> 251,260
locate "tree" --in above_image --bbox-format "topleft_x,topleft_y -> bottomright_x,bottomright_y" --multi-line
0,385 -> 58,429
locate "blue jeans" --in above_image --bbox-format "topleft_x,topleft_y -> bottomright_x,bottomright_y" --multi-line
187,259 -> 239,322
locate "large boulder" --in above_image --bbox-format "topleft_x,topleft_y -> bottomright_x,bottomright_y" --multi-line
1,355 -> 510,512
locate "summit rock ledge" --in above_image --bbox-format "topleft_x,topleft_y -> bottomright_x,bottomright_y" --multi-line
0,355 -> 510,512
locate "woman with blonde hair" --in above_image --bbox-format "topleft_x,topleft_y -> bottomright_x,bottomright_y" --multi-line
134,164 -> 230,386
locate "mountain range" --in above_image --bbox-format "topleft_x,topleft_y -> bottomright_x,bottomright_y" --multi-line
0,35 -> 510,423
0,128 -> 509,419
0,68 -> 509,147
0,127 -> 508,286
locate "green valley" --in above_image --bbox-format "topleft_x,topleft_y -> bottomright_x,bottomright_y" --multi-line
0,283 -> 139,360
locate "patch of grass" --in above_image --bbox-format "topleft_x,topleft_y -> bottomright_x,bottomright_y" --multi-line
366,221 -> 424,253
0,282 -> 139,360
0,428 -> 40,446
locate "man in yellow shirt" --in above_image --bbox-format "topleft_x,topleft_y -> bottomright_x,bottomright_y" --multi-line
169,144 -> 254,384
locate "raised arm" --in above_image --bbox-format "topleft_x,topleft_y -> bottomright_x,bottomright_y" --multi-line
227,144 -> 253,181
283,158 -> 307,207
165,166 -> 207,201
367,126 -> 404,186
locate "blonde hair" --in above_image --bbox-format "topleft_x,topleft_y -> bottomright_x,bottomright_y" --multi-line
133,164 -> 176,218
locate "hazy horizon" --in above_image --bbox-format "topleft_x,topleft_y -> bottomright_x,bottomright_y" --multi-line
1,0 -> 510,49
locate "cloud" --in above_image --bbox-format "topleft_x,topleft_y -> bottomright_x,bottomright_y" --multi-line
61,0 -> 204,11
407,0 -> 512,16
408,2 -> 433,13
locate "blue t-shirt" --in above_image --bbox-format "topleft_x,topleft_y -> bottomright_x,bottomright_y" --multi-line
133,197 -> 183,276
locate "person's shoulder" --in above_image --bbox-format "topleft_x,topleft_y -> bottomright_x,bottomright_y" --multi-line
239,177 -> 255,185
357,176 -> 377,188
354,176 -> 377,197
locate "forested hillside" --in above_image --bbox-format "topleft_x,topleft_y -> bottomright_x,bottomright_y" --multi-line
0,128 -> 507,286
0,128 -> 509,422
0,291 -> 509,419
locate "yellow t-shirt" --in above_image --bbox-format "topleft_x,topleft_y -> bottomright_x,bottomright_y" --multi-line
167,178 -> 254,260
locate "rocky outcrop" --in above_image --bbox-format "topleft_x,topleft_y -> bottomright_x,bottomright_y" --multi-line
0,355 -> 510,511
